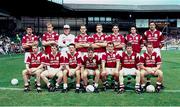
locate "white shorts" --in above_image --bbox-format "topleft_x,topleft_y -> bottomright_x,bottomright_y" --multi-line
24,52 -> 30,63
86,69 -> 95,75
68,68 -> 76,76
105,68 -> 116,75
120,68 -> 137,76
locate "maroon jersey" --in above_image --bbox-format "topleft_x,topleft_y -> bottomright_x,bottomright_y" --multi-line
46,52 -> 64,68
64,52 -> 82,69
102,51 -> 120,68
22,34 -> 38,52
42,31 -> 59,54
91,33 -> 107,53
120,51 -> 140,68
26,52 -> 45,68
125,34 -> 143,53
75,34 -> 93,52
140,51 -> 162,67
144,29 -> 164,48
82,54 -> 100,70
106,33 -> 125,51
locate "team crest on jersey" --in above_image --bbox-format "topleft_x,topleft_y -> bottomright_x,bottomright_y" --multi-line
132,56 -> 135,60
113,54 -> 115,57
154,34 -> 157,37
32,37 -> 34,40
37,56 -> 40,60
136,37 -> 138,40
52,35 -> 54,38
124,57 -> 127,60
87,60 -> 89,64
118,36 -> 120,39
107,55 -> 110,59
93,59 -> 96,63
56,57 -> 59,60
101,37 -> 104,40
152,56 -> 155,60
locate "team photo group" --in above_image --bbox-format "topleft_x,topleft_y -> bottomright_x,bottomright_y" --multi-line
21,21 -> 164,94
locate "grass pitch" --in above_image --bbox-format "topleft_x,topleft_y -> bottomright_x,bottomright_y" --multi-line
0,51 -> 180,106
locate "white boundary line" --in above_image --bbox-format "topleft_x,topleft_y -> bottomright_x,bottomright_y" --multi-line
0,87 -> 180,92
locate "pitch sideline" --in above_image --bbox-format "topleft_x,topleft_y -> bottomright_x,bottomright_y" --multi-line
0,87 -> 180,92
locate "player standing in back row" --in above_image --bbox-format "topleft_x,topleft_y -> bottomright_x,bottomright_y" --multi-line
106,25 -> 125,53
143,22 -> 164,56
125,26 -> 143,54
42,22 -> 59,55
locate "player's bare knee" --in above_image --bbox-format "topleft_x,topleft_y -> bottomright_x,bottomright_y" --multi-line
158,70 -> 163,76
22,70 -> 28,75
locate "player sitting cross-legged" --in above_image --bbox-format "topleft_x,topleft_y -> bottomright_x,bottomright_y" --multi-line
22,45 -> 45,92
63,43 -> 82,93
118,42 -> 141,94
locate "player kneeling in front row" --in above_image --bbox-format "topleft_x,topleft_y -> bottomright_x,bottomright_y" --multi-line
140,42 -> 163,93
101,42 -> 119,91
22,45 -> 45,92
118,42 -> 141,94
82,47 -> 101,93
41,45 -> 64,92
63,43 -> 82,93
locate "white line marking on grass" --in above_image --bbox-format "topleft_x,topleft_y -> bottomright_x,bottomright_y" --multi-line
0,87 -> 23,91
0,87 -> 180,92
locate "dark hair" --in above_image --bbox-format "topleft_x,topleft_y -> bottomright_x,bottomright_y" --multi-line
51,44 -> 58,48
112,24 -> 119,28
107,42 -> 114,46
130,25 -> 136,30
149,21 -> 156,25
68,43 -> 76,48
126,42 -> 132,48
80,25 -> 86,29
87,47 -> 94,52
26,26 -> 33,29
96,24 -> 102,27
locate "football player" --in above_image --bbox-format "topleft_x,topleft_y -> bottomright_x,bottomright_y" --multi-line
106,25 -> 125,53
63,43 -> 82,93
125,26 -> 143,53
22,45 -> 45,92
143,22 -> 164,56
118,42 -> 141,94
41,44 -> 64,92
91,24 -> 107,57
22,26 -> 38,63
75,25 -> 91,56
81,47 -> 101,93
101,42 -> 120,91
42,22 -> 59,55
140,42 -> 163,92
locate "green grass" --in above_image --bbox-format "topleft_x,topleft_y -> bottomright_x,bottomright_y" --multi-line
0,51 -> 180,106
